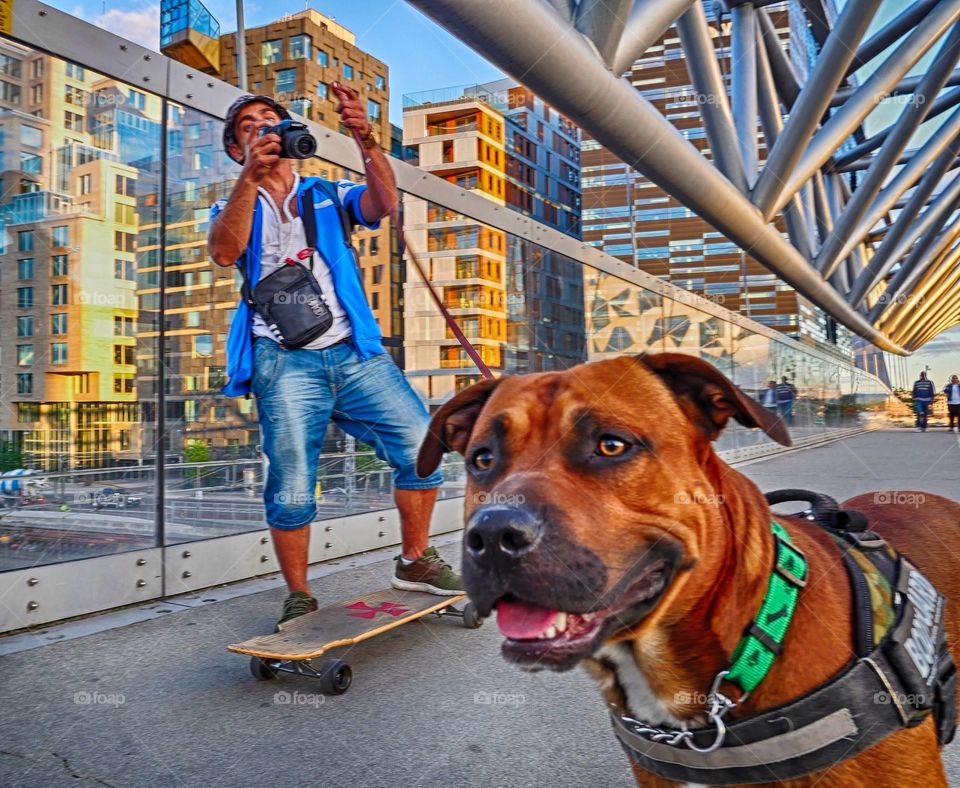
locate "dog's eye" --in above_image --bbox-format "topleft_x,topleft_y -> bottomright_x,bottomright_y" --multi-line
596,436 -> 629,457
472,449 -> 494,470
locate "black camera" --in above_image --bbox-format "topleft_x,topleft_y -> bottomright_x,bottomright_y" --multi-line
259,119 -> 317,159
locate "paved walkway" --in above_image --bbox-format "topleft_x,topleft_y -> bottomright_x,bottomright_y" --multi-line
1,429 -> 959,787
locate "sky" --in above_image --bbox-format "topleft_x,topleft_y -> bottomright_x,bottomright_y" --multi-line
50,0 -> 504,126
42,0 -> 960,376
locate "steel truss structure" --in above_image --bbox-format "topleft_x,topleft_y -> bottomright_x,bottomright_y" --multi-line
406,0 -> 960,353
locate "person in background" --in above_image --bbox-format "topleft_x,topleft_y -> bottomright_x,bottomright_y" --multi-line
944,374 -> 960,432
776,376 -> 797,427
912,371 -> 936,433
760,381 -> 778,413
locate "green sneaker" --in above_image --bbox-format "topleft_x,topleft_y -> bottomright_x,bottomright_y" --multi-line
276,591 -> 318,631
392,546 -> 463,596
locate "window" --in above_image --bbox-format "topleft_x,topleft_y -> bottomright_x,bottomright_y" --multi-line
368,99 -> 381,122
275,68 -> 296,94
51,284 -> 68,305
113,375 -> 134,393
261,39 -> 282,64
52,225 -> 68,247
17,345 -> 33,365
114,203 -> 135,224
114,259 -> 135,280
64,110 -> 83,131
51,342 -> 67,364
372,265 -> 384,285
17,287 -> 33,309
20,125 -> 42,147
64,85 -> 86,106
317,82 -> 328,100
30,84 -> 42,104
0,80 -> 20,103
17,259 -> 33,279
128,89 -> 145,110
114,315 -> 134,336
115,175 -> 135,195
370,236 -> 380,256
114,231 -> 136,252
31,59 -> 43,79
16,373 -> 32,394
317,49 -> 328,67
17,403 -> 39,423
113,344 -> 134,365
17,316 -> 32,337
371,291 -> 379,310
375,74 -> 385,90
186,311 -> 201,327
78,173 -> 91,194
0,54 -> 21,77
51,314 -> 67,334
343,64 -> 354,80
19,152 -> 41,174
290,34 -> 311,59
18,231 -> 33,252
52,255 -> 68,277
193,334 -> 213,358
65,63 -> 84,79
290,98 -> 312,117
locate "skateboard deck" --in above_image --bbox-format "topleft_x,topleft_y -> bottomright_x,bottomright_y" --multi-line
229,588 -> 468,661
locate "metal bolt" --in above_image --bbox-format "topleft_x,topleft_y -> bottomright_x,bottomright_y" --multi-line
136,558 -> 147,566
182,550 -> 191,558
26,578 -> 38,586
143,77 -> 150,82
378,531 -> 385,538
324,542 -> 332,549
144,55 -> 151,61
324,525 -> 332,532
120,44 -> 127,51
260,555 -> 269,563
186,93 -> 193,99
27,601 -> 38,611
378,515 -> 385,522
136,580 -> 147,588
182,571 -> 192,579
260,536 -> 269,545
186,73 -> 194,79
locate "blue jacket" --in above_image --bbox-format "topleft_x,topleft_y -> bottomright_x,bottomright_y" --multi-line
913,379 -> 936,402
212,177 -> 384,397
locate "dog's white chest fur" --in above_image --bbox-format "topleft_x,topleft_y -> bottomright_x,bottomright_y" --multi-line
596,641 -> 686,728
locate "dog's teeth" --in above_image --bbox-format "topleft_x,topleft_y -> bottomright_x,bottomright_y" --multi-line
542,626 -> 558,640
555,612 -> 568,632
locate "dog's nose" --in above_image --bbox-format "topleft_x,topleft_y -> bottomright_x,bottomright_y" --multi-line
465,506 -> 542,563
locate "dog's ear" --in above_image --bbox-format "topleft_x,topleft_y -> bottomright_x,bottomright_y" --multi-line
417,377 -> 503,477
639,353 -> 791,446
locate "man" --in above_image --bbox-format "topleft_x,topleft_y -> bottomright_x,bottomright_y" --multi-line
944,374 -> 960,432
208,88 -> 461,629
775,375 -> 797,427
912,371 -> 936,432
759,380 -> 777,412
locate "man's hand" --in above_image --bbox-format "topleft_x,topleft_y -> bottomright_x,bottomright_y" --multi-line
242,132 -> 282,182
332,82 -> 372,141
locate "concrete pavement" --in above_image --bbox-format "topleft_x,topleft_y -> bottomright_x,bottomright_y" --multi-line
1,429 -> 959,787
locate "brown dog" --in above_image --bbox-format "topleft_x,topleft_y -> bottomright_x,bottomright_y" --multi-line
417,353 -> 960,787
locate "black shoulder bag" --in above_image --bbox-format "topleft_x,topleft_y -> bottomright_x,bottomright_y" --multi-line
236,186 -> 334,349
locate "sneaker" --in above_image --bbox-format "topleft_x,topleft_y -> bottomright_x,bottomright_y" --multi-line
276,591 -> 318,631
392,546 -> 463,596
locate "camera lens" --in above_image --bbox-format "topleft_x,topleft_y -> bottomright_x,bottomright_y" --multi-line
291,131 -> 317,159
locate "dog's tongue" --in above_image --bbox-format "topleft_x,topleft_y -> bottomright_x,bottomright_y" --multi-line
496,599 -> 558,639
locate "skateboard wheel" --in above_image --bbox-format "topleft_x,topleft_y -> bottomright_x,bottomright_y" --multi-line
462,602 -> 483,629
249,656 -> 279,680
319,658 -> 352,695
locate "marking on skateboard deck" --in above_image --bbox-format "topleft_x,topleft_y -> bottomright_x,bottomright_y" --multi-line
345,601 -> 411,619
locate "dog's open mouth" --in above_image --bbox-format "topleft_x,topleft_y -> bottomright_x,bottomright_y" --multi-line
493,557 -> 674,670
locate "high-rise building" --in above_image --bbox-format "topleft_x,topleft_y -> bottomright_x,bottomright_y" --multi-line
402,81 -> 584,406
0,41 -> 154,469
580,3 -> 850,355
162,8 -> 400,357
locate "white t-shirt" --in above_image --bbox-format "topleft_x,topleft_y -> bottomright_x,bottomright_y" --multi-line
252,173 -> 352,348
948,384 -> 960,405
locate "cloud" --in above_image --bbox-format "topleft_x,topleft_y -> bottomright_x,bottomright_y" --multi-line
94,4 -> 161,52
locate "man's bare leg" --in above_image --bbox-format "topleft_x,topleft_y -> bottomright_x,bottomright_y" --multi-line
395,488 -> 438,560
270,525 -> 311,594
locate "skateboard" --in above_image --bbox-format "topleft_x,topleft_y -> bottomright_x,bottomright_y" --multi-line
228,588 -> 482,694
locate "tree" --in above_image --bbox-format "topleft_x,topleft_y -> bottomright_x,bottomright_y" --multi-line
0,441 -> 23,472
184,441 -> 210,485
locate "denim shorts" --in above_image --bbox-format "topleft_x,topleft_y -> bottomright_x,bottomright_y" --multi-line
252,338 -> 443,530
